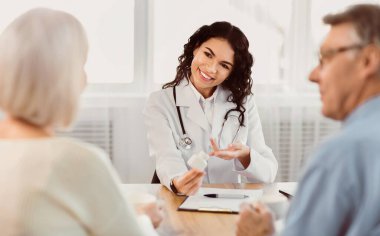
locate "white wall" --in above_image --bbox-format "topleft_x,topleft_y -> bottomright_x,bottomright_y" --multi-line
0,0 -> 135,83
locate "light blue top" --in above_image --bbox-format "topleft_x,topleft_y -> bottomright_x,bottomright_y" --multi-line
282,95 -> 380,236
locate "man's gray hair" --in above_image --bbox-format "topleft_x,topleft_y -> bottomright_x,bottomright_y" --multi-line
324,4 -> 380,45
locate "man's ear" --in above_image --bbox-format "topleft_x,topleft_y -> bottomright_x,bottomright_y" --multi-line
360,45 -> 380,80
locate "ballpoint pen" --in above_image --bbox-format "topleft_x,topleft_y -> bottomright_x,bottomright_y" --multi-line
279,190 -> 293,199
204,193 -> 249,199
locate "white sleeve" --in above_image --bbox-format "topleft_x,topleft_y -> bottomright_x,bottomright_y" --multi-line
233,96 -> 278,183
143,91 -> 188,189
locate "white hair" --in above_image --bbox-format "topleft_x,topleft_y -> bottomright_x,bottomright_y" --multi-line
0,8 -> 88,128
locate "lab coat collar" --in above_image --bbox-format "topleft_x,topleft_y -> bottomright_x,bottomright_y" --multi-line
188,80 -> 219,104
175,79 -> 210,132
175,79 -> 194,107
175,79 -> 229,106
174,80 -> 237,134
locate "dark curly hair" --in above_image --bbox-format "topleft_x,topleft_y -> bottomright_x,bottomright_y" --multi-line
162,21 -> 254,126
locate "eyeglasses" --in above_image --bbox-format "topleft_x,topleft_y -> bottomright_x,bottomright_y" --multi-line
318,44 -> 365,68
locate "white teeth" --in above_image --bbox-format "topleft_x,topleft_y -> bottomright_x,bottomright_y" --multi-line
200,71 -> 212,80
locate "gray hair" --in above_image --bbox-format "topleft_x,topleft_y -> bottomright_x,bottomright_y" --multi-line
0,8 -> 88,128
323,4 -> 380,45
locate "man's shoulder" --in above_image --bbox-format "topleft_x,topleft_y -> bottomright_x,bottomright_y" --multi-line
337,113 -> 380,153
310,120 -> 380,169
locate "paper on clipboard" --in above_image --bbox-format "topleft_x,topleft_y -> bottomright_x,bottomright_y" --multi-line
178,187 -> 263,214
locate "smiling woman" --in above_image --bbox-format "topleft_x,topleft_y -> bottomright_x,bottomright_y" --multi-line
144,21 -> 278,196
190,38 -> 234,98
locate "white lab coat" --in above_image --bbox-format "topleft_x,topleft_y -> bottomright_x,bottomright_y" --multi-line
144,80 -> 278,190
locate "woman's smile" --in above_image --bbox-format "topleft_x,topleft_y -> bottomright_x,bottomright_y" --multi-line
198,69 -> 215,83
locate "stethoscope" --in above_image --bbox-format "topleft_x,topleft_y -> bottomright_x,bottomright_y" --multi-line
173,86 -> 241,150
173,86 -> 193,149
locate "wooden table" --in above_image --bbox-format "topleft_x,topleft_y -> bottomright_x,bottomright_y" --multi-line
122,183 -> 294,236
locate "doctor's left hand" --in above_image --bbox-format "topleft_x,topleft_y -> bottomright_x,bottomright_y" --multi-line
209,138 -> 251,168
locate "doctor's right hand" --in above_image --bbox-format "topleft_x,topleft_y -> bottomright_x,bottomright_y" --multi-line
173,169 -> 205,196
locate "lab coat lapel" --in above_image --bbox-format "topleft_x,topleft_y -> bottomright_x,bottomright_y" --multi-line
211,87 -> 235,143
176,81 -> 210,132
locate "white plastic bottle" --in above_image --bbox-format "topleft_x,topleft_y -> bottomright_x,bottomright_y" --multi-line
187,151 -> 210,170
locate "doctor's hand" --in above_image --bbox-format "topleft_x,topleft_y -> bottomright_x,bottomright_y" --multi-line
173,169 -> 204,196
209,138 -> 251,168
236,202 -> 275,236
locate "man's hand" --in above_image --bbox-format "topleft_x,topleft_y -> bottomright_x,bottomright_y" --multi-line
236,202 -> 275,236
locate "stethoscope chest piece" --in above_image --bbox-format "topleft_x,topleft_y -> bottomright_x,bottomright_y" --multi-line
179,135 -> 192,150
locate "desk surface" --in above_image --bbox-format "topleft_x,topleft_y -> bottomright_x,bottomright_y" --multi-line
122,183 -> 295,236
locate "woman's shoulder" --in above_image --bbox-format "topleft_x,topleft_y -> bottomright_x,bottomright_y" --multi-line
42,137 -> 117,182
148,80 -> 189,101
49,137 -> 109,164
150,84 -> 175,96
0,137 -> 110,173
245,94 -> 256,106
148,87 -> 171,99
218,86 -> 254,102
146,87 -> 174,108
0,137 -> 104,155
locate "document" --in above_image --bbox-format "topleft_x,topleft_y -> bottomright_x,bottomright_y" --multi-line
178,187 -> 263,214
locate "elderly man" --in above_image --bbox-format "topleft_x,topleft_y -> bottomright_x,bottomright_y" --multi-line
236,4 -> 380,236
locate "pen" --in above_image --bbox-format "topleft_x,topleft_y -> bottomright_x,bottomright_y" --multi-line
279,190 -> 293,199
204,194 -> 248,199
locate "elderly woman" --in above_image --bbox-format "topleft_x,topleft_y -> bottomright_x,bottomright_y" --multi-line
0,8 -> 161,235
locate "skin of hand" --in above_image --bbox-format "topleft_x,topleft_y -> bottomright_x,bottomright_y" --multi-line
136,201 -> 164,229
209,138 -> 251,168
236,202 -> 275,236
173,169 -> 205,196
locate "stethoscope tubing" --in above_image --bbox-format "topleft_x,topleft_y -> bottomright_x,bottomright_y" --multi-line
173,86 -> 192,149
173,85 -> 241,149
173,86 -> 187,136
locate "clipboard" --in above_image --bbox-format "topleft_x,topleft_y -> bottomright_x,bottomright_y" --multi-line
178,187 -> 263,214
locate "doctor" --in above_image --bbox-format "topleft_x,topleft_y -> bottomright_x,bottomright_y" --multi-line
144,21 -> 278,195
